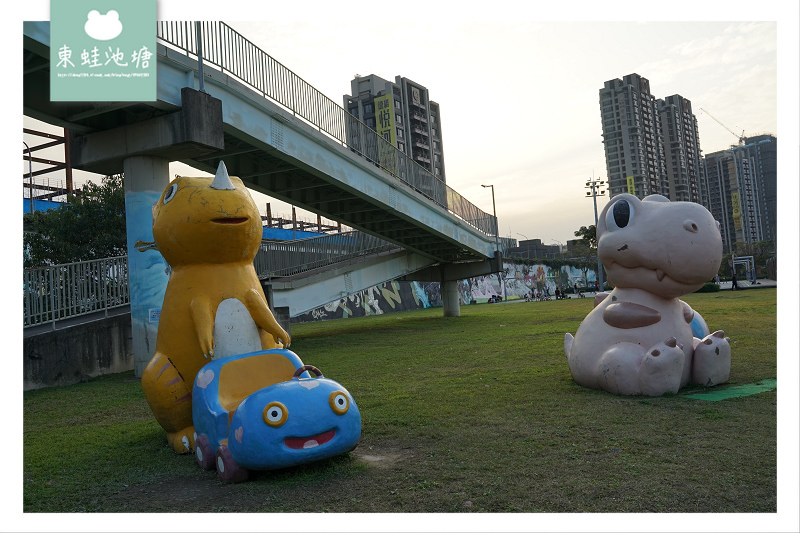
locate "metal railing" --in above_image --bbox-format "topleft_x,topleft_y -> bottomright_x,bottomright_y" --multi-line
254,230 -> 400,279
156,21 -> 497,237
23,231 -> 398,327
23,256 -> 130,328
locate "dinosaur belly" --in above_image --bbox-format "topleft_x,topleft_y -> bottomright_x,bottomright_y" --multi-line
603,301 -> 661,329
213,298 -> 261,360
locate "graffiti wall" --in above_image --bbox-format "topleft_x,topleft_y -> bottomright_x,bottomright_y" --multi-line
503,262 -> 600,299
292,261 -> 600,323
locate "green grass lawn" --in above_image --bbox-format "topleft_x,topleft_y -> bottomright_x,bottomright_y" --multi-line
23,289 -> 779,517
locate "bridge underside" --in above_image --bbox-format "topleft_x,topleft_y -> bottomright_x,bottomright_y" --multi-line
25,25 -> 501,325
262,248 -> 503,318
182,130 -> 481,264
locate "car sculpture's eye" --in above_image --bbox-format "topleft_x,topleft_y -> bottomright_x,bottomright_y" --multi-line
263,401 -> 288,427
329,392 -> 349,415
163,183 -> 178,204
606,198 -> 634,231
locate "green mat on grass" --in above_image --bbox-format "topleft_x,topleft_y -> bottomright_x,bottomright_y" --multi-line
682,378 -> 777,401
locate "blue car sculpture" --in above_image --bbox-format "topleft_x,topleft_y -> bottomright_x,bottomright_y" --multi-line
192,348 -> 362,483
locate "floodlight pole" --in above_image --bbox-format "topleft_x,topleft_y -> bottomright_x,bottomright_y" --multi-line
585,177 -> 606,291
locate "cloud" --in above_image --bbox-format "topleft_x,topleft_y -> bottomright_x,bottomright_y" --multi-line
84,10 -> 123,41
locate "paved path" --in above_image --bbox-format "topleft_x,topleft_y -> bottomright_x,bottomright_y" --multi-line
497,279 -> 777,304
717,278 -> 776,290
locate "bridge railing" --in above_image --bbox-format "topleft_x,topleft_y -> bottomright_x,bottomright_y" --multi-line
254,230 -> 400,279
23,230 -> 399,327
23,256 -> 130,329
156,21 -> 497,237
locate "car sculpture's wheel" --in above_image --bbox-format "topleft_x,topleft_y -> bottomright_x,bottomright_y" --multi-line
195,434 -> 215,470
215,445 -> 248,483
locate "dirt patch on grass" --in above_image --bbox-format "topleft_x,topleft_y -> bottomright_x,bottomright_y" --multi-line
351,444 -> 415,469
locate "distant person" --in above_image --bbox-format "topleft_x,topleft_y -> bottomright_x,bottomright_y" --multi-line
731,273 -> 738,291
574,283 -> 579,295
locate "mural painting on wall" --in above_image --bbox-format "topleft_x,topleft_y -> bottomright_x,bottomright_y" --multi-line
295,262 -> 601,323
127,183 -> 169,368
564,194 -> 731,396
138,162 -> 361,482
295,279 -> 456,322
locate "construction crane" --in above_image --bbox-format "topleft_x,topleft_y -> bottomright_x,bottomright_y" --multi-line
699,108 -> 745,145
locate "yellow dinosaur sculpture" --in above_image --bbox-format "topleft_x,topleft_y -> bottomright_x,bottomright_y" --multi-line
141,162 -> 290,453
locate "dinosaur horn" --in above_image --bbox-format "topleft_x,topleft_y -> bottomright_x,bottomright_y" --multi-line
210,161 -> 235,190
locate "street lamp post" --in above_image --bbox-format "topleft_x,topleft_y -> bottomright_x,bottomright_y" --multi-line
481,184 -> 500,254
585,177 -> 606,291
482,184 -> 504,301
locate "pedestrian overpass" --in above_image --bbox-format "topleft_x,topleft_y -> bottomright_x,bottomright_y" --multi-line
23,21 -> 501,374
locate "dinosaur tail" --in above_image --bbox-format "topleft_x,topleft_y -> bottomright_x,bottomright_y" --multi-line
564,332 -> 575,362
141,353 -> 195,453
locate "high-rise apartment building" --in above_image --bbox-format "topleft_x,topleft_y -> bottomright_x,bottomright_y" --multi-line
703,134 -> 777,253
599,74 -> 668,198
659,94 -> 705,204
599,74 -> 705,204
344,74 -> 446,181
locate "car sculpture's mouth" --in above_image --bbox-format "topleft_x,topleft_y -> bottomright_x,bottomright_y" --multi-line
284,429 -> 335,450
212,217 -> 249,224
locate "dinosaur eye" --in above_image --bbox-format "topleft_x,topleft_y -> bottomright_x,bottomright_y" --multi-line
163,183 -> 178,205
263,402 -> 288,427
606,199 -> 634,231
329,392 -> 349,415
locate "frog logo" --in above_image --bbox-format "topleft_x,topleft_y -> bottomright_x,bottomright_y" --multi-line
84,10 -> 123,41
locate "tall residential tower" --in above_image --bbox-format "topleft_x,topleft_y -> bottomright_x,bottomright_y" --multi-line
659,94 -> 705,204
599,74 -> 668,198
599,74 -> 705,203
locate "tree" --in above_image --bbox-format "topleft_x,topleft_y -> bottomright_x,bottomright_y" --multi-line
24,174 -> 127,268
569,225 -> 601,288
573,225 -> 597,250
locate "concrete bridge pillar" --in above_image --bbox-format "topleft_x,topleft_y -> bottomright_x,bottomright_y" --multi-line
123,155 -> 171,377
441,279 -> 461,317
69,88 -> 225,377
